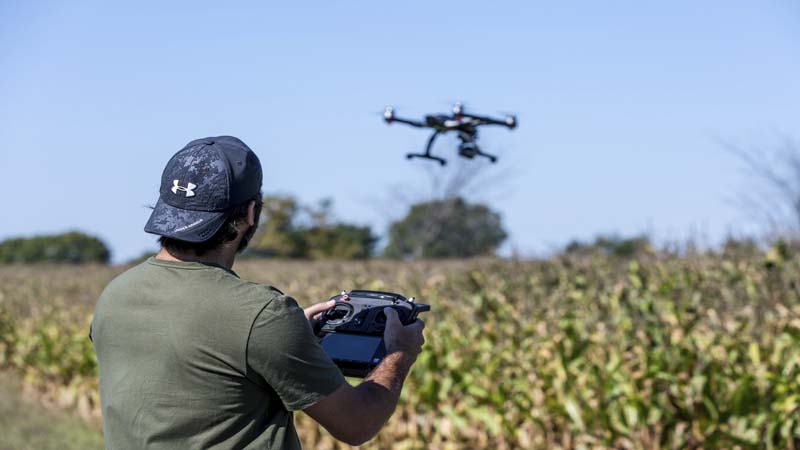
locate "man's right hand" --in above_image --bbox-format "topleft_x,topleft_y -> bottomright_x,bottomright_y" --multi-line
382,307 -> 425,358
304,305 -> 426,446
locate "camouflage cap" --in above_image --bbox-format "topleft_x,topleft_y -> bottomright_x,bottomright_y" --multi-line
144,136 -> 263,242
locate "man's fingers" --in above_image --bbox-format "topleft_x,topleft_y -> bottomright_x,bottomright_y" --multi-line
384,308 -> 425,330
408,318 -> 425,331
383,307 -> 401,325
304,300 -> 336,319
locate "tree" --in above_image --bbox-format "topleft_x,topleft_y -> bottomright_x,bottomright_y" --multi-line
384,197 -> 507,259
563,234 -> 652,258
303,224 -> 377,259
248,195 -> 377,259
248,195 -> 308,257
0,231 -> 111,264
374,142 -> 515,259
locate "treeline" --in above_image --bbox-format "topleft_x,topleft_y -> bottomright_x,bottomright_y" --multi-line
247,195 -> 507,260
0,204 -> 781,265
0,231 -> 110,264
0,194 -> 508,264
246,196 -> 378,259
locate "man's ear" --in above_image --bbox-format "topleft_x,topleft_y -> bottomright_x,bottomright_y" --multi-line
246,200 -> 257,227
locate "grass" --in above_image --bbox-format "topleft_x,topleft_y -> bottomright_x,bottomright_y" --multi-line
0,371 -> 103,450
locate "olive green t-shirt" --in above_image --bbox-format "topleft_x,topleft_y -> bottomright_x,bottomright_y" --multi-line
91,257 -> 346,450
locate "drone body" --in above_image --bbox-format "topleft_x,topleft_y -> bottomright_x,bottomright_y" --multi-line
383,103 -> 517,165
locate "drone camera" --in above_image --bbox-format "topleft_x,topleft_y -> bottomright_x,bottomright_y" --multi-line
505,115 -> 517,129
458,142 -> 479,159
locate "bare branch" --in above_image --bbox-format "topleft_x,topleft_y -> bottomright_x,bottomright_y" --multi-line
723,136 -> 800,239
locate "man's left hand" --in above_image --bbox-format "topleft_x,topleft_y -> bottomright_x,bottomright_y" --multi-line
303,299 -> 337,330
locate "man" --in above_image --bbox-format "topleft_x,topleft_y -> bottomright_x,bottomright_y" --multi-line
91,136 -> 425,449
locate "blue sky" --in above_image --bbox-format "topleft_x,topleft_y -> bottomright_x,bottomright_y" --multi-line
2,1 -> 799,262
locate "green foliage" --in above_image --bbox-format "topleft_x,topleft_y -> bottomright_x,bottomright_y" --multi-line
720,236 -> 761,257
303,225 -> 376,260
1,252 -> 799,449
249,195 -> 377,259
0,232 -> 110,264
249,195 -> 308,257
384,197 -> 507,259
564,234 -> 652,258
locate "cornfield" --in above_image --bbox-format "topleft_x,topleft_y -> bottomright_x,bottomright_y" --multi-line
0,252 -> 798,449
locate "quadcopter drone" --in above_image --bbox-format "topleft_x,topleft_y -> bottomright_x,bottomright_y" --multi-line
383,102 -> 517,165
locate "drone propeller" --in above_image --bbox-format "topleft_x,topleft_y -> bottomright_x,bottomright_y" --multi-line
372,105 -> 400,123
503,114 -> 518,129
494,111 -> 519,129
371,104 -> 410,114
441,100 -> 469,114
379,105 -> 428,128
376,104 -> 418,121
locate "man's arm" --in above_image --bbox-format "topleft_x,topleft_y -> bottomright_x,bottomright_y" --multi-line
304,308 -> 425,446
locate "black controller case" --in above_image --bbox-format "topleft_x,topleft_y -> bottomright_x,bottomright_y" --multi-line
317,290 -> 429,377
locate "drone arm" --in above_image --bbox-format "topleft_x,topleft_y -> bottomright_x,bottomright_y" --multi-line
461,113 -> 516,129
388,116 -> 427,128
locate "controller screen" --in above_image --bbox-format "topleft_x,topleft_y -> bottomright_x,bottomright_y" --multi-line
321,334 -> 382,363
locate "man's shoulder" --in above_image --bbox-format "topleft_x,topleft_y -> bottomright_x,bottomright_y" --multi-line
99,259 -> 153,296
249,294 -> 310,342
98,258 -> 285,310
221,274 -> 285,307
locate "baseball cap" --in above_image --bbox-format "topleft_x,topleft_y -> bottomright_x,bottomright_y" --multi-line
144,136 -> 263,242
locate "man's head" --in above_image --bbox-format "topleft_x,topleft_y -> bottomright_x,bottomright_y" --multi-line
145,136 -> 263,256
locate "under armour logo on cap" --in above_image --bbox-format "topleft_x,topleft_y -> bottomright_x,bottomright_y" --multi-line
171,180 -> 197,197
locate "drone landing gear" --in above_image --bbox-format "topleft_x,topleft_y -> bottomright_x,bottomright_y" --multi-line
405,129 -> 446,165
406,152 -> 447,166
458,142 -> 498,164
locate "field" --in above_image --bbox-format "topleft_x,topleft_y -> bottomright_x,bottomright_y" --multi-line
0,371 -> 103,450
0,252 -> 798,449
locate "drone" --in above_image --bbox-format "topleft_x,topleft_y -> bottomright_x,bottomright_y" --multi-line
383,102 -> 517,165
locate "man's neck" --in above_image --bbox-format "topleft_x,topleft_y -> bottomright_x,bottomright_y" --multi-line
154,247 -> 236,270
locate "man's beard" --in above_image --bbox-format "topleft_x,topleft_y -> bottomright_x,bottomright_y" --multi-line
236,221 -> 259,253
235,199 -> 262,254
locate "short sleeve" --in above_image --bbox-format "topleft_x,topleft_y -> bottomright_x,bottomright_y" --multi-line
247,295 -> 346,411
